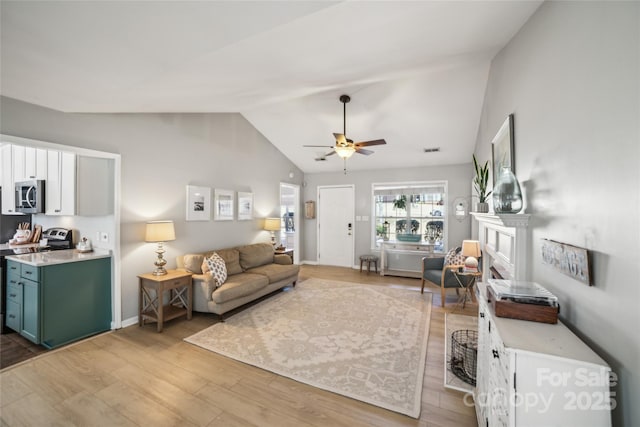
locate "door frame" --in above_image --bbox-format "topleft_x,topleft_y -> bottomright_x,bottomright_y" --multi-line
316,184 -> 355,267
279,182 -> 300,264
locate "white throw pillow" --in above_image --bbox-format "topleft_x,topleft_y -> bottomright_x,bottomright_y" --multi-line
205,253 -> 228,288
444,247 -> 465,266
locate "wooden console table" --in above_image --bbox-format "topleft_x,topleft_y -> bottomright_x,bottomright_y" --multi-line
138,270 -> 192,332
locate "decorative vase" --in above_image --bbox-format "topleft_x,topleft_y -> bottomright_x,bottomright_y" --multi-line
493,167 -> 523,213
475,202 -> 489,213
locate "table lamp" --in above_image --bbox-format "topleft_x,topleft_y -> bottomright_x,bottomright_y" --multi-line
264,218 -> 281,246
461,239 -> 481,271
145,220 -> 176,276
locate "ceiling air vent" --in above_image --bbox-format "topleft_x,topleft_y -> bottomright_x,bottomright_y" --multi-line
424,147 -> 440,153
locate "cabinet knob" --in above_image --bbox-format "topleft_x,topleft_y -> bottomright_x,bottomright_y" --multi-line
492,349 -> 499,359
8,314 -> 15,319
9,293 -> 16,298
18,282 -> 24,286
25,271 -> 32,275
55,209 -> 61,212
480,312 -> 485,318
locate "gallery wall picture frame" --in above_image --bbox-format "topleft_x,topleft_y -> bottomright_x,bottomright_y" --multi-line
214,189 -> 235,221
186,185 -> 211,221
491,113 -> 515,186
237,191 -> 254,220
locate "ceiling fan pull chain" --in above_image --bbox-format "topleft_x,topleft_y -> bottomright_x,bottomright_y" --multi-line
343,158 -> 347,175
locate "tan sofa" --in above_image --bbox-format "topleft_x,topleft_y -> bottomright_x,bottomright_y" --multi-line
177,242 -> 299,317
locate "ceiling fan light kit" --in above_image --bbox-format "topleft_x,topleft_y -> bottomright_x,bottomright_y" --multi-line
303,94 -> 387,173
335,145 -> 356,158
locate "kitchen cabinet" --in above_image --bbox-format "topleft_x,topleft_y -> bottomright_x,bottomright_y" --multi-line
1,145 -> 25,215
6,261 -> 39,343
23,147 -> 48,180
475,282 -> 612,427
76,156 -> 114,216
46,150 -> 76,215
5,254 -> 111,349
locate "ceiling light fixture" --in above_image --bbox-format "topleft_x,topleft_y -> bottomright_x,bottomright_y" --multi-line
335,145 -> 356,158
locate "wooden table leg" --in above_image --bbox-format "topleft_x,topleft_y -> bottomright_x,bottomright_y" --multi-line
157,284 -> 164,332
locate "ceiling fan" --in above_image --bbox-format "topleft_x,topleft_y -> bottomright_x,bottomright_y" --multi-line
304,94 -> 386,173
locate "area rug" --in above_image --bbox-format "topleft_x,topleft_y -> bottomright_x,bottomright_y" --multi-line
185,278 -> 432,418
444,313 -> 478,393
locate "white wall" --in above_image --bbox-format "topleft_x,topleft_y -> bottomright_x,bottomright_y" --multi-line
302,163 -> 473,265
0,96 -> 303,322
474,2 -> 639,425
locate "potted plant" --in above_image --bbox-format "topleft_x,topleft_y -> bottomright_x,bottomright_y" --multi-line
473,155 -> 491,213
393,195 -> 407,211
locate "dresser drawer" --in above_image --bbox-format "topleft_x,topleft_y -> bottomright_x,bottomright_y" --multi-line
7,280 -> 22,304
6,260 -> 20,275
20,263 -> 39,281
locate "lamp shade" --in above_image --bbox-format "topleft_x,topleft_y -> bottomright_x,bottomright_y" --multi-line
145,221 -> 176,243
263,218 -> 281,231
461,240 -> 481,258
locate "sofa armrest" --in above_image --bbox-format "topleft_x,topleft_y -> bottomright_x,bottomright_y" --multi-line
274,254 -> 293,265
192,273 -> 216,301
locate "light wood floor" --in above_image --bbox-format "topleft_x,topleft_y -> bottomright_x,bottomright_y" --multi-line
0,265 -> 479,427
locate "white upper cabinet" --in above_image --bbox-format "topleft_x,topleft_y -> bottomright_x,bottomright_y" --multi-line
46,150 -> 76,216
23,147 -> 48,180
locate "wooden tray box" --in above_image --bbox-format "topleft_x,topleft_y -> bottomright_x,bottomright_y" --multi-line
487,286 -> 559,324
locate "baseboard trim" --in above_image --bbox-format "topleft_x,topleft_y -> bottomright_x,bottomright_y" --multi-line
301,260 -> 318,265
121,316 -> 138,328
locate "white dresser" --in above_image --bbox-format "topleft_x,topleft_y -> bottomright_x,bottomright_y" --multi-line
475,281 -> 612,427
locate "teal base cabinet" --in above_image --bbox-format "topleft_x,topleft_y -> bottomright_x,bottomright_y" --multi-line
6,257 -> 112,349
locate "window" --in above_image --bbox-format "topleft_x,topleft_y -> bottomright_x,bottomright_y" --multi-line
372,181 -> 447,252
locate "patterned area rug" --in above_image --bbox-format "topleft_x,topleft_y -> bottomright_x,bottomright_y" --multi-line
185,278 -> 432,418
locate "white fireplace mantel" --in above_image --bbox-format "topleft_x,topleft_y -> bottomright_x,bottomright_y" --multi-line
471,212 -> 531,282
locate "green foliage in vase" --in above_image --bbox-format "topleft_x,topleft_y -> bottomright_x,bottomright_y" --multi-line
473,155 -> 492,203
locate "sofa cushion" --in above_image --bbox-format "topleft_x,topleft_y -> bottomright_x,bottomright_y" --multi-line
205,253 -> 228,287
211,273 -> 269,304
247,263 -> 300,283
215,248 -> 243,276
237,243 -> 275,270
183,254 -> 205,274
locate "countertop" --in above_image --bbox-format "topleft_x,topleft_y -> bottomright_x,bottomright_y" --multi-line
5,248 -> 112,267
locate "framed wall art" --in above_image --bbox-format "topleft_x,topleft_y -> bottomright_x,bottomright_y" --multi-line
186,185 -> 211,221
491,113 -> 515,185
237,191 -> 254,220
214,189 -> 234,221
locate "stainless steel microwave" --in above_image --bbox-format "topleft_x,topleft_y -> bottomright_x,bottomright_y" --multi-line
15,180 -> 45,214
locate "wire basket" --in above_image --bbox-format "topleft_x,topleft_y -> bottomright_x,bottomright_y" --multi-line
450,329 -> 478,386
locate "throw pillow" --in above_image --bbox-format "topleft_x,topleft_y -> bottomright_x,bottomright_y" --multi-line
205,253 -> 228,288
444,247 -> 465,266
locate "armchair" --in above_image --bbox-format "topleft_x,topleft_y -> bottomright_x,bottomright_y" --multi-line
421,253 -> 477,307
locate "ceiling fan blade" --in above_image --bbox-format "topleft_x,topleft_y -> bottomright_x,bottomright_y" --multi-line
355,139 -> 386,147
333,133 -> 348,145
355,148 -> 373,155
315,150 -> 336,161
304,145 -> 335,148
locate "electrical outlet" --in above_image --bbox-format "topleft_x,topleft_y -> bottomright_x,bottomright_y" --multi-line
100,232 -> 109,243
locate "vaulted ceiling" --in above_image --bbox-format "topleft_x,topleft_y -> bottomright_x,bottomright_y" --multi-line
0,1 -> 542,173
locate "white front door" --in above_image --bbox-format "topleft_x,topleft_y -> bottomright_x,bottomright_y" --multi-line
317,185 -> 355,267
